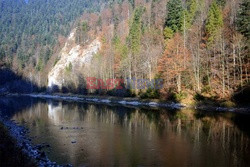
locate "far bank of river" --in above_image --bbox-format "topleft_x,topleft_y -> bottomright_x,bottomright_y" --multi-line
8,93 -> 250,114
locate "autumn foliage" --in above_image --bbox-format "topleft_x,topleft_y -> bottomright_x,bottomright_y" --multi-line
158,33 -> 191,96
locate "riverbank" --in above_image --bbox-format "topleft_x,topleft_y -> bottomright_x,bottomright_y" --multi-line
0,112 -> 69,167
13,93 -> 185,109
0,122 -> 36,167
8,93 -> 250,114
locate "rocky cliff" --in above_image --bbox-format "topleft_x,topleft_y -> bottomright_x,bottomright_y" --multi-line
48,29 -> 101,90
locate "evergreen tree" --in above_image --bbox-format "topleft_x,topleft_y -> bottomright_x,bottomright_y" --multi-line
82,22 -> 89,32
81,21 -> 90,44
236,0 -> 250,40
216,0 -> 226,7
0,48 -> 5,61
129,0 -> 135,9
128,7 -> 144,55
165,0 -> 184,33
186,0 -> 198,28
36,58 -> 44,72
205,1 -> 223,45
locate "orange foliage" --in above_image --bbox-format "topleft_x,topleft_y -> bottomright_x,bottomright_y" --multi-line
158,33 -> 191,94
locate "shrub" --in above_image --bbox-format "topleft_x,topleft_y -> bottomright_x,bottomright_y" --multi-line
173,91 -> 188,102
139,88 -> 160,99
220,101 -> 236,108
65,62 -> 73,72
201,85 -> 211,93
194,93 -> 205,101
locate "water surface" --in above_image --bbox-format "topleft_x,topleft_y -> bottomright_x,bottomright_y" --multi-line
1,97 -> 250,166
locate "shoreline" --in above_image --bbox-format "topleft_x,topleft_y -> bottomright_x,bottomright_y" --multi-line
11,93 -> 186,109
0,114 -> 67,167
8,93 -> 250,114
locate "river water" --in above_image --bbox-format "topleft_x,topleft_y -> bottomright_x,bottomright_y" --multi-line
1,96 -> 250,166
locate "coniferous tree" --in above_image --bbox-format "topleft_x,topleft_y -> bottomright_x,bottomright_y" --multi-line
236,0 -> 250,40
216,0 -> 226,7
186,0 -> 198,28
205,1 -> 223,45
128,7 -> 144,55
129,0 -> 135,9
165,0 -> 184,33
0,49 -> 5,61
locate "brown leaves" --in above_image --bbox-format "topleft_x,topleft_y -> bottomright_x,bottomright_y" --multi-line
158,33 -> 190,77
158,33 -> 191,94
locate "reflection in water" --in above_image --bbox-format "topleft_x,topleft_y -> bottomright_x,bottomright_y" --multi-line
3,97 -> 250,166
48,102 -> 63,125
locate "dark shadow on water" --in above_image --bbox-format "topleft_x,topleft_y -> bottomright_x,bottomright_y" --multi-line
0,96 -> 42,118
195,109 -> 250,137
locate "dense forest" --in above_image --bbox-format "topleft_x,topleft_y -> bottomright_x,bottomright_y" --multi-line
0,0 -> 249,105
0,0 -> 111,68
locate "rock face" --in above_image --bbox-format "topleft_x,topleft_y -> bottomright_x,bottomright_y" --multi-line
48,29 -> 101,90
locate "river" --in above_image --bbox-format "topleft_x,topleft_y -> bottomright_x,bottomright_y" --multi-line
1,96 -> 250,166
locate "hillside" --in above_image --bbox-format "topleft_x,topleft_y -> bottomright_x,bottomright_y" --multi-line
0,0 -> 249,104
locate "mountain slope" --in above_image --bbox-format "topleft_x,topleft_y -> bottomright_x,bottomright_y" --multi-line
0,0 -> 103,68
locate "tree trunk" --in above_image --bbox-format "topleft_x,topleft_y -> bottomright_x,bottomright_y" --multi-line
177,74 -> 181,93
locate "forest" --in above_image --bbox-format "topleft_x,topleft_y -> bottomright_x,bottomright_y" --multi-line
0,0 -> 249,105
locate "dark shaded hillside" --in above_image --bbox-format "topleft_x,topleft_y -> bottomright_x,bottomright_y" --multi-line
233,85 -> 250,105
0,0 -> 249,104
0,68 -> 44,93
